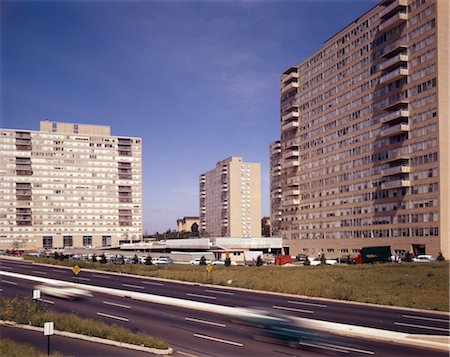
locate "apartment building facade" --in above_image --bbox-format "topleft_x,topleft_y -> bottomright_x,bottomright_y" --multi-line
0,120 -> 142,250
270,140 -> 282,236
272,0 -> 449,258
200,157 -> 261,237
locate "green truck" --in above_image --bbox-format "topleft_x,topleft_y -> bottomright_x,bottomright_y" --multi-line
359,246 -> 392,264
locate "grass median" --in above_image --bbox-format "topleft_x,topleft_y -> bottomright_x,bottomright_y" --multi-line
24,256 -> 449,311
0,297 -> 168,350
0,338 -> 62,357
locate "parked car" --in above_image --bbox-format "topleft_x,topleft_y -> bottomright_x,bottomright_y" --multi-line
412,255 -> 434,263
212,259 -> 237,266
325,259 -> 338,265
153,256 -> 174,265
296,254 -> 308,262
189,257 -> 212,265
309,258 -> 322,266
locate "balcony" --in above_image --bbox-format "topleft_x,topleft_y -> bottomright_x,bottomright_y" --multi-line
283,159 -> 300,169
119,197 -> 132,203
15,132 -> 31,139
383,153 -> 409,163
119,174 -> 132,180
381,179 -> 411,189
379,12 -> 408,32
380,123 -> 409,137
382,165 -> 410,176
16,145 -> 32,151
379,67 -> 408,84
379,0 -> 408,19
379,53 -> 409,71
382,98 -> 408,111
381,110 -> 409,124
283,149 -> 299,159
281,110 -> 299,122
285,189 -> 300,196
281,120 -> 299,132
381,39 -> 408,58
284,198 -> 300,206
16,170 -> 33,176
281,71 -> 299,84
281,81 -> 299,94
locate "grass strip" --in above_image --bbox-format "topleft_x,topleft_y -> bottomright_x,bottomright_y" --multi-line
0,338 -> 62,357
24,257 -> 449,311
0,297 -> 168,350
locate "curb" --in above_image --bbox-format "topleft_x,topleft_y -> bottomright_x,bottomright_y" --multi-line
0,320 -> 173,355
14,256 -> 449,316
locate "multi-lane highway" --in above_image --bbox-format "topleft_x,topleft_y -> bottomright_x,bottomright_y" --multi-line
1,258 -> 448,356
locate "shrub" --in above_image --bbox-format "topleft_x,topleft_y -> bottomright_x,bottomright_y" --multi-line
145,255 -> 153,265
199,256 -> 207,265
225,257 -> 231,267
0,339 -> 62,357
320,254 -> 326,265
256,255 -> 263,266
303,256 -> 310,266
99,254 -> 107,264
133,254 -> 139,264
436,252 -> 445,262
91,254 -> 97,263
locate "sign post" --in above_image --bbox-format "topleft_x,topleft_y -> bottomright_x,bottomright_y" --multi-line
206,263 -> 213,281
33,289 -> 41,300
44,322 -> 54,356
72,265 -> 81,284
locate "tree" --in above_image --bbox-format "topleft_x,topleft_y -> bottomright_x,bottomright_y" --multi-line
199,256 -> 207,265
404,251 -> 413,262
256,255 -> 264,266
225,256 -> 232,267
320,253 -> 327,265
191,222 -> 199,234
100,254 -> 107,264
145,255 -> 153,265
133,254 -> 139,264
436,252 -> 445,262
53,251 -> 59,260
91,253 -> 97,263
303,256 -> 311,266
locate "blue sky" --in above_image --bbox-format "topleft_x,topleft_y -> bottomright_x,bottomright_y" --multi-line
1,0 -> 377,234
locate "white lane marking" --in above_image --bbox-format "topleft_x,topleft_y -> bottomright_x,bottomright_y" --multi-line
141,281 -> 164,286
97,312 -> 129,322
92,274 -> 110,279
122,283 -> 145,289
272,305 -> 314,314
322,343 -> 374,355
394,322 -> 449,332
185,317 -> 226,327
77,277 -> 90,281
194,333 -> 243,346
103,301 -> 131,309
186,293 -> 216,300
402,314 -> 449,324
299,341 -> 349,353
0,288 -> 3,292
32,270 -> 47,275
0,266 -> 13,270
288,300 -> 327,308
40,299 -> 55,304
177,351 -> 198,357
1,280 -> 18,285
204,289 -> 234,296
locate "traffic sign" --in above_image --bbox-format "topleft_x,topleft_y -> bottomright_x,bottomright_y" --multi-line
72,265 -> 81,276
206,263 -> 213,273
44,322 -> 54,336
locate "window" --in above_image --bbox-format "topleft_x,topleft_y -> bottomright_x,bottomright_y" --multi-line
43,236 -> 53,249
102,236 -> 111,247
82,235 -> 92,246
63,236 -> 73,248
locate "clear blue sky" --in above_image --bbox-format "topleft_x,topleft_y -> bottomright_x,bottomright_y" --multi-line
1,0 -> 377,234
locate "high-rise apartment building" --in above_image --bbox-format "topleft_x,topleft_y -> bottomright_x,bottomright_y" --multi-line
200,157 -> 261,237
0,120 -> 142,250
272,0 -> 449,258
270,140 -> 282,236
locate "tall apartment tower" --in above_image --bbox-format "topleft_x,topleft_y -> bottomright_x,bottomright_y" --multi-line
0,120 -> 142,250
272,0 -> 449,258
200,157 -> 261,237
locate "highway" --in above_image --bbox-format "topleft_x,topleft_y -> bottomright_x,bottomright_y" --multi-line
1,258 -> 449,356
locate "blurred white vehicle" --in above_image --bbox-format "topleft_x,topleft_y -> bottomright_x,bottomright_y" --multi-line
189,257 -> 211,265
35,284 -> 92,300
212,259 -> 237,266
412,255 -> 434,263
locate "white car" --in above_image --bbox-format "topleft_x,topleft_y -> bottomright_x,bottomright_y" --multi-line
212,259 -> 237,266
35,284 -> 92,300
189,257 -> 212,265
309,258 -> 322,266
412,255 -> 434,263
153,257 -> 174,265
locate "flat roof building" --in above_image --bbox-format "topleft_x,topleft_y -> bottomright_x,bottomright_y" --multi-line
272,0 -> 449,258
200,157 -> 261,238
0,120 -> 142,250
176,216 -> 200,233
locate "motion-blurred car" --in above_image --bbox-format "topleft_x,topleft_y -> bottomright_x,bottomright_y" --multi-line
212,259 -> 237,266
35,284 -> 92,300
153,256 -> 174,265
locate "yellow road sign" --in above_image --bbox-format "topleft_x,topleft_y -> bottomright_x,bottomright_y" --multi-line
206,263 -> 213,273
72,265 -> 81,276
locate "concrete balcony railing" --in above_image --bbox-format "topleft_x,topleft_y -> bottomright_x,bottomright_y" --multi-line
380,67 -> 408,84
283,149 -> 299,159
381,165 -> 410,176
282,159 -> 300,169
380,110 -> 409,124
379,0 -> 408,19
284,198 -> 300,206
281,110 -> 299,122
282,120 -> 299,132
380,123 -> 409,137
379,53 -> 409,71
281,81 -> 299,94
382,39 -> 408,58
379,12 -> 408,32
281,71 -> 299,84
381,179 -> 411,189
285,189 -> 300,197
382,98 -> 408,111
